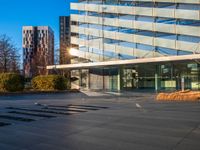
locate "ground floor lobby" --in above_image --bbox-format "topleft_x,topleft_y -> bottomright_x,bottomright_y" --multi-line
71,60 -> 200,91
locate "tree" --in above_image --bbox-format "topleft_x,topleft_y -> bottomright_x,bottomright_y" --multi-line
54,48 -> 60,65
0,34 -> 20,73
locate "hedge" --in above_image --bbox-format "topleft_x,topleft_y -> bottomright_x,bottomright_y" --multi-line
31,75 -> 68,91
0,73 -> 24,92
157,90 -> 200,101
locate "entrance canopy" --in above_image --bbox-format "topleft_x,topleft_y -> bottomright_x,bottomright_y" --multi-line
47,54 -> 200,70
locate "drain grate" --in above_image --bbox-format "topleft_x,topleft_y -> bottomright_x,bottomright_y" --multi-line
0,115 -> 34,122
3,104 -> 109,128
48,105 -> 99,111
68,104 -> 109,109
6,107 -> 75,115
67,106 -> 99,111
8,111 -> 56,118
42,107 -> 87,113
0,122 -> 11,127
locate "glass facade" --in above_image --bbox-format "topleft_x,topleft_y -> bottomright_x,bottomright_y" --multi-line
69,0 -> 200,91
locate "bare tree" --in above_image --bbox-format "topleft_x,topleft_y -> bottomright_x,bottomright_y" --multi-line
0,34 -> 20,73
54,48 -> 60,65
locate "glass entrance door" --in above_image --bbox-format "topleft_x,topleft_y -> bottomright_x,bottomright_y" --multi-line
122,69 -> 137,90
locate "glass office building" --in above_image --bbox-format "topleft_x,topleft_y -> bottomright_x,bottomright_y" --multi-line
49,0 -> 200,91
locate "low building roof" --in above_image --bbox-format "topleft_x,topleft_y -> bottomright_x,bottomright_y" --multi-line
47,54 -> 200,70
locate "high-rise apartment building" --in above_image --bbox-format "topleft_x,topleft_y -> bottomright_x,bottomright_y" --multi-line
23,26 -> 54,78
48,0 -> 200,91
59,16 -> 71,64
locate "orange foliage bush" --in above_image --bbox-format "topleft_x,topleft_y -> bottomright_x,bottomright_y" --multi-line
157,90 -> 200,101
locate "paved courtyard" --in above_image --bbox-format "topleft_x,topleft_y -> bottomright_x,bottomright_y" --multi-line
0,91 -> 200,150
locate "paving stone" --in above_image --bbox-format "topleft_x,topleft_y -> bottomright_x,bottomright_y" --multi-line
0,92 -> 199,150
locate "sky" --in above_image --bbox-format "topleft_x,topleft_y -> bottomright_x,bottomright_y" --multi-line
0,0 -> 76,56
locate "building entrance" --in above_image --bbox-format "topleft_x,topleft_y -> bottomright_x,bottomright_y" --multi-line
122,69 -> 138,90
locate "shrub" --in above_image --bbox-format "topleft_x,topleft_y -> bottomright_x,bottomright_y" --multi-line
31,75 -> 68,91
156,90 -> 200,101
0,73 -> 24,92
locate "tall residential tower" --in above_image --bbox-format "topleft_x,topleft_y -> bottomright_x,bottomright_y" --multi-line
23,26 -> 54,78
59,16 -> 71,64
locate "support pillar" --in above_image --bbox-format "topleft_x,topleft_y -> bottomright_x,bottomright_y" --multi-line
117,66 -> 123,91
155,73 -> 158,92
79,69 -> 82,89
155,65 -> 161,92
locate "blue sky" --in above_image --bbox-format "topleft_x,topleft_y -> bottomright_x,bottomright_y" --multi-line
0,0 -> 76,54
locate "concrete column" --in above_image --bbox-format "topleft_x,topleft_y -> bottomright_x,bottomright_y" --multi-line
117,66 -> 123,91
79,69 -> 82,89
155,73 -> 158,92
88,69 -> 90,90
155,65 -> 161,92
102,68 -> 105,90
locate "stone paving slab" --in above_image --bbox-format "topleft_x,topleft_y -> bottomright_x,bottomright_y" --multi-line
0,92 -> 199,150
